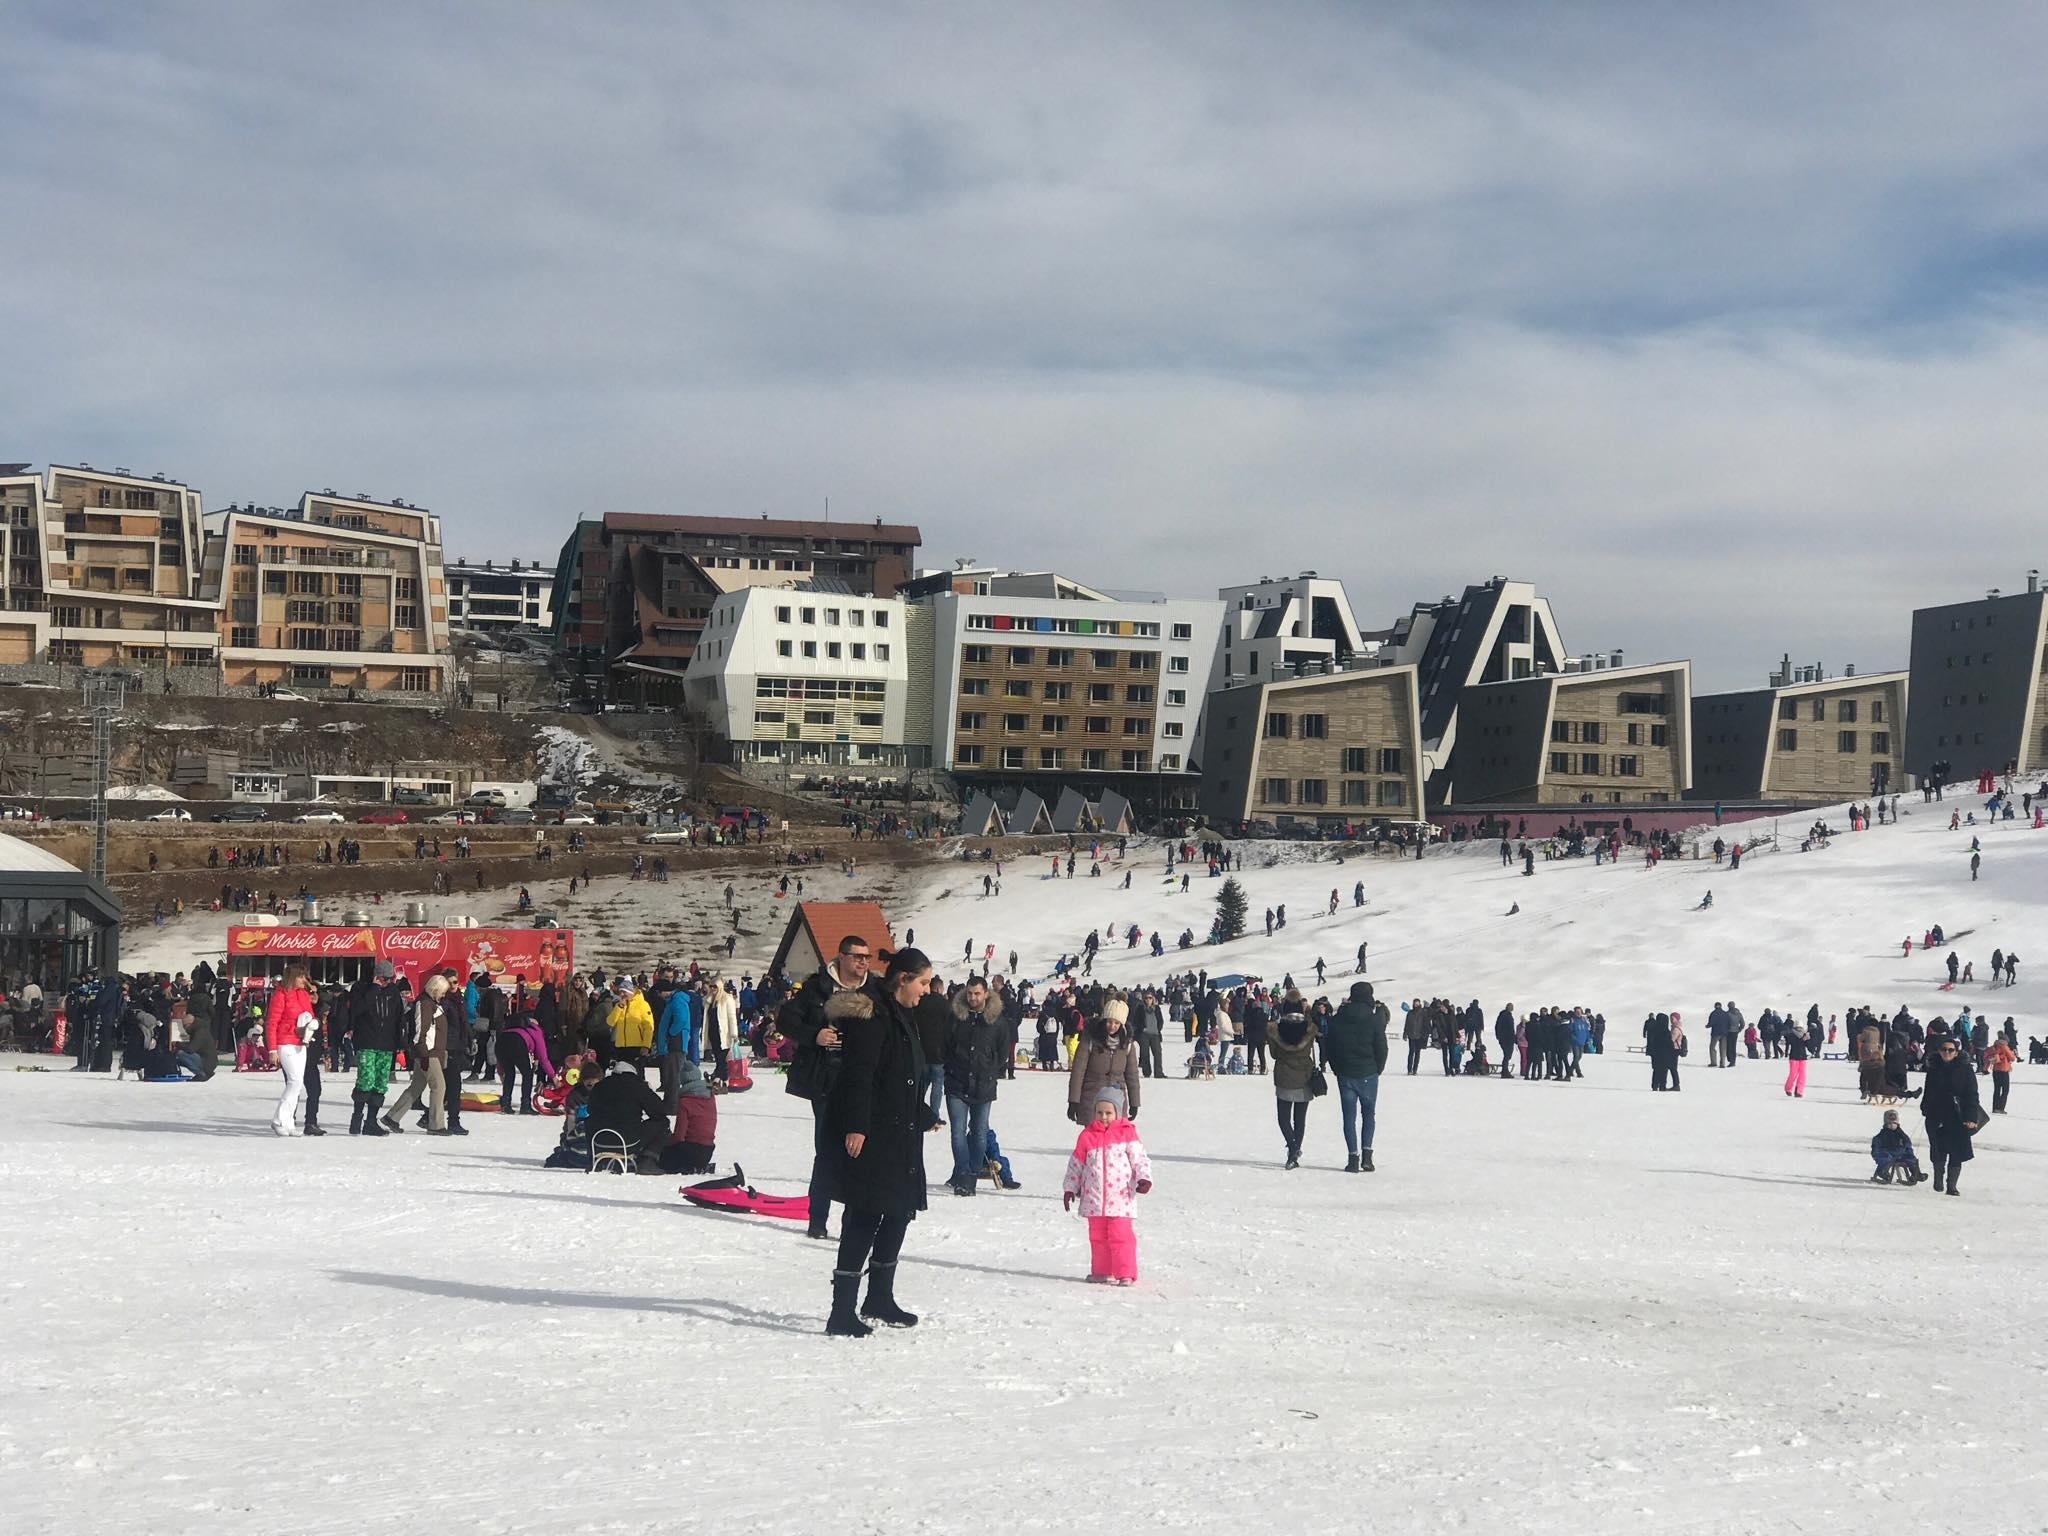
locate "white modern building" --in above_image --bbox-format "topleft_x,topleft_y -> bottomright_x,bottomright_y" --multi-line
683,586 -> 922,768
925,574 -> 1224,799
446,559 -> 555,632
1212,572 -> 1371,691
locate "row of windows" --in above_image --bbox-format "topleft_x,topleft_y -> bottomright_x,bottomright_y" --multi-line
956,746 -> 1157,771
754,678 -> 887,701
959,712 -> 1155,736
1776,730 -> 1888,755
767,603 -> 890,629
775,638 -> 889,662
961,645 -> 1182,672
1550,720 -> 1670,746
1259,778 -> 1408,807
964,615 -> 1162,638
1780,697 -> 1883,722
1548,752 -> 1644,777
754,709 -> 887,729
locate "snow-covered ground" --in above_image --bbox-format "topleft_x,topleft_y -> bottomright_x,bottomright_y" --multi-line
13,796 -> 2048,1533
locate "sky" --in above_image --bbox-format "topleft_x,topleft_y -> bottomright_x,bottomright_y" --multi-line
6,1 -> 2048,691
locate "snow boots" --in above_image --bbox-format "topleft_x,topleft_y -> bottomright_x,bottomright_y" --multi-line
860,1262 -> 918,1329
362,1094 -> 390,1136
1362,1151 -> 1375,1173
826,1270 -> 872,1338
349,1092 -> 366,1135
1344,1155 -> 1360,1173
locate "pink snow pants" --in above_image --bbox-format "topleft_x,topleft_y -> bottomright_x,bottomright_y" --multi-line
1783,1059 -> 1807,1096
1087,1216 -> 1138,1281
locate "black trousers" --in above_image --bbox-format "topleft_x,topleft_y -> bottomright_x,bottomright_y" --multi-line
1405,1041 -> 1424,1075
1992,1071 -> 2010,1112
1275,1098 -> 1307,1152
807,1100 -> 836,1232
1247,1040 -> 1267,1073
304,1056 -> 322,1126
500,1042 -> 535,1112
1138,1035 -> 1163,1077
835,1206 -> 910,1277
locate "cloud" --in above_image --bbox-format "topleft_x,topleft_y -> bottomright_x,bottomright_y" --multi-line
4,1 -> 2047,689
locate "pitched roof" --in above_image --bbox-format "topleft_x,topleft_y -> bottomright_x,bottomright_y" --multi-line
772,901 -> 897,975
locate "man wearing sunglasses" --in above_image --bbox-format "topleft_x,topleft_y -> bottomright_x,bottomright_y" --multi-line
1921,1035 -> 1986,1196
784,934 -> 883,1238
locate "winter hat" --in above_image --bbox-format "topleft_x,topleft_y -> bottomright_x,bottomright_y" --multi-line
1091,1083 -> 1129,1118
374,959 -> 397,981
1099,998 -> 1130,1029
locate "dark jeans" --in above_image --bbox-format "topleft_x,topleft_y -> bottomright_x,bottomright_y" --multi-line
1992,1071 -> 2010,1112
304,1056 -> 322,1126
1275,1098 -> 1307,1153
501,1049 -> 535,1113
1335,1075 -> 1377,1156
1138,1035 -> 1163,1077
807,1099 -> 836,1232
1651,1058 -> 1679,1091
946,1094 -> 991,1185
1247,1039 -> 1267,1073
1405,1040 -> 1424,1075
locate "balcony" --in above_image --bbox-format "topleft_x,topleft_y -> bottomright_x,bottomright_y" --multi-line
260,545 -> 396,571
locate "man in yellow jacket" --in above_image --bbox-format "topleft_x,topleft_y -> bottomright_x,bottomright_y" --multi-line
610,981 -> 656,1075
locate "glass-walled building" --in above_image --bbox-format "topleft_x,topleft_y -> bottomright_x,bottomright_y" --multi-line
0,834 -> 121,994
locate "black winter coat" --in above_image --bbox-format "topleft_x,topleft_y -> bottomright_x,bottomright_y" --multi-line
1323,997 -> 1389,1078
828,989 -> 932,1217
348,977 -> 408,1054
944,993 -> 1007,1105
1920,1054 -> 1983,1161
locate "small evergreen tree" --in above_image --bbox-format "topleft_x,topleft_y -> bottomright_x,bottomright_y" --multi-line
1213,876 -> 1248,943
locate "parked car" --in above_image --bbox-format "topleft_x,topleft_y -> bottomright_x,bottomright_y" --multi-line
391,787 -> 435,807
557,812 -> 595,826
268,689 -> 308,702
429,810 -> 479,824
493,808 -> 535,826
358,809 -> 409,825
464,789 -> 508,808
212,805 -> 268,823
294,811 -> 345,824
146,807 -> 193,822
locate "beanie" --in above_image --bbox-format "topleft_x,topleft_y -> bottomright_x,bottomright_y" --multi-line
1092,1083 -> 1129,1118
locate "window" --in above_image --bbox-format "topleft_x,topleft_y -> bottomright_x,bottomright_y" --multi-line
1811,698 -> 1826,721
1778,698 -> 1797,720
1005,680 -> 1033,698
1002,713 -> 1029,732
1872,700 -> 1885,722
1260,778 -> 1291,805
395,605 -> 419,629
1039,747 -> 1064,769
1838,731 -> 1857,753
962,644 -> 991,664
1044,681 -> 1072,701
777,639 -> 793,658
230,626 -> 258,648
1085,682 -> 1113,703
755,710 -> 786,726
1376,781 -> 1406,807
1162,721 -> 1183,738
958,712 -> 986,731
1341,781 -> 1368,806
1167,656 -> 1189,673
397,668 -> 433,692
855,711 -> 884,728
1121,750 -> 1148,772
1838,699 -> 1857,723
1122,717 -> 1147,736
848,610 -> 865,628
1298,778 -> 1328,806
1085,717 -> 1110,734
1614,754 -> 1640,777
1171,622 -> 1193,640
798,708 -> 831,726
1158,754 -> 1181,771
396,577 -> 419,601
873,610 -> 889,629
1265,712 -> 1290,739
1045,648 -> 1072,667
1579,753 -> 1601,775
1581,721 -> 1602,745
1082,750 -> 1108,771
232,543 -> 258,567
1872,732 -> 1890,754
1377,747 -> 1404,774
802,641 -> 818,659
1041,715 -> 1068,734
850,643 -> 865,660
288,627 -> 324,650
1300,714 -> 1327,739
1125,684 -> 1154,704
1000,747 -> 1025,770
874,644 -> 890,662
1650,724 -> 1668,747
800,607 -> 817,624
823,607 -> 840,625
1341,747 -> 1367,774
1008,647 -> 1033,665
1626,723 -> 1640,745
956,745 -> 983,766
1778,729 -> 1798,752
263,571 -> 288,594
1551,720 -> 1572,743
960,677 -> 989,695
1620,693 -> 1668,714
1166,689 -> 1186,707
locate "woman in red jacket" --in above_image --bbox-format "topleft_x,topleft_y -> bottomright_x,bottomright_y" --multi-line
265,967 -> 317,1137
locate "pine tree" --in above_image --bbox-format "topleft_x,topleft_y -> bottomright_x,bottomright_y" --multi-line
1212,876 -> 1248,944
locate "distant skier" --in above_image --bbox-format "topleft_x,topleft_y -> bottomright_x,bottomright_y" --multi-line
1355,941 -> 1368,975
1697,891 -> 1713,910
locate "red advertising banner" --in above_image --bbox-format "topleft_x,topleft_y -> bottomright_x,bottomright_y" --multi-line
227,926 -> 573,990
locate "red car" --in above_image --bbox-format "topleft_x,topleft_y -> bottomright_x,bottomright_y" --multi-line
358,809 -> 410,825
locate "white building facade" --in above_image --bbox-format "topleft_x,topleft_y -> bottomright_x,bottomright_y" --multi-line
1212,572 -> 1370,691
446,560 -> 555,631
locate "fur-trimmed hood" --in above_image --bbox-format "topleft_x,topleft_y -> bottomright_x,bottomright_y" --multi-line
952,989 -> 1004,1027
825,989 -> 875,1022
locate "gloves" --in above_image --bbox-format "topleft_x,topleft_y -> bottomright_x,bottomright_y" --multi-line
1063,1191 -> 1075,1213
1068,1104 -> 1084,1125
1135,1179 -> 1152,1195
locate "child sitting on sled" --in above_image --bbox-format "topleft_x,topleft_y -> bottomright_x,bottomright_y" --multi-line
1870,1110 -> 1927,1185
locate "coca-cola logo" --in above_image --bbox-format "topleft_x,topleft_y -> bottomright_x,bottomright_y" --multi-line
378,930 -> 444,953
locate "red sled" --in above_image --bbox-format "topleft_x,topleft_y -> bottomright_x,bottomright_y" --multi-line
681,1166 -> 810,1222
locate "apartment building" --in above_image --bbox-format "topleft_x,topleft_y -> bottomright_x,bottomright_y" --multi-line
683,587 -> 925,768
445,559 -> 554,631
1449,660 -> 1692,804
1903,579 -> 2048,779
927,575 -> 1223,802
204,492 -> 451,693
1198,664 -> 1425,830
40,465 -> 220,670
0,467 -> 47,664
1691,663 -> 1908,802
551,511 -> 921,704
1211,573 -> 1370,690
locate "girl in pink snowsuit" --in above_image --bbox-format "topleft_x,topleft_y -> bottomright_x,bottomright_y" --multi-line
1062,1083 -> 1153,1285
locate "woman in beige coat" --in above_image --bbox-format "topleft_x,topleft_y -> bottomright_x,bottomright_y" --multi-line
1067,996 -> 1142,1125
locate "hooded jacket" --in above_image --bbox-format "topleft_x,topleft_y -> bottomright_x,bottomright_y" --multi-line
826,987 -> 932,1216
944,989 -> 1008,1106
1067,1003 -> 1141,1121
611,990 -> 655,1051
1061,1114 -> 1152,1218
1323,989 -> 1389,1078
1267,1006 -> 1318,1092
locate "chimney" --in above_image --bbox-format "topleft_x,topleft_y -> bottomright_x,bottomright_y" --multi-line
2030,569 -> 2041,594
1845,663 -> 1856,678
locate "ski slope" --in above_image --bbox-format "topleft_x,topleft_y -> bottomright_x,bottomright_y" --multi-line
8,795 -> 2046,1535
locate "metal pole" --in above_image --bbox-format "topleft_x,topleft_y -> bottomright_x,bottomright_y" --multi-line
82,674 -> 126,881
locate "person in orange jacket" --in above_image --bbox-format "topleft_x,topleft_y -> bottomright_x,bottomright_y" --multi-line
1985,1036 -> 2017,1115
264,967 -> 318,1137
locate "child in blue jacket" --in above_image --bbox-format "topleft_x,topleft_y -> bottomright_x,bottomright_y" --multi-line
1870,1110 -> 1926,1184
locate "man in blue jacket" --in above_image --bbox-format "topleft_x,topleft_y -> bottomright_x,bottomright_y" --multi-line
658,981 -> 702,1110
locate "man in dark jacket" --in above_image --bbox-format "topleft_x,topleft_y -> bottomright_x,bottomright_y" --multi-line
1324,982 -> 1390,1172
942,977 -> 1007,1195
781,934 -> 883,1239
346,960 -> 408,1135
1494,1005 -> 1517,1079
585,1061 -> 668,1151
1401,999 -> 1429,1076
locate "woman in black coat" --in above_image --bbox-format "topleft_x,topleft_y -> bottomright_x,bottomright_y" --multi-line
1920,1036 -> 1984,1195
824,948 -> 938,1337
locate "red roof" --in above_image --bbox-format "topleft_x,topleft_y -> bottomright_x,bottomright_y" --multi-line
774,901 -> 897,975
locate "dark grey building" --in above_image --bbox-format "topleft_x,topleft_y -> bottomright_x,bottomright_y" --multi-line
1903,584 -> 2048,782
